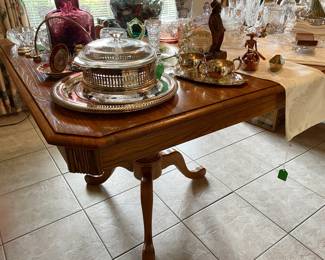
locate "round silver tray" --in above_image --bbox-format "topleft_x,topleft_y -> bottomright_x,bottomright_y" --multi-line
51,73 -> 178,113
175,68 -> 247,86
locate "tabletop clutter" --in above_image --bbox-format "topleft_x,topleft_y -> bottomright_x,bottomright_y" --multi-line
5,0 -> 325,139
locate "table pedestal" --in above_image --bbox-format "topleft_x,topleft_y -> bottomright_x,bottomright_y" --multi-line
85,149 -> 206,260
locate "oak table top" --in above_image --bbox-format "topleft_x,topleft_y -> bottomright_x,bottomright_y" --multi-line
0,39 -> 285,166
0,39 -> 285,260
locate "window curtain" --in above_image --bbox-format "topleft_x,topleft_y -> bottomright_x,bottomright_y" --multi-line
0,0 -> 29,115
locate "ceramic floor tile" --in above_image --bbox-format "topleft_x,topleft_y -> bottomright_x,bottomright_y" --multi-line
286,143 -> 325,197
197,142 -> 274,190
4,211 -> 111,260
155,163 -> 231,219
86,187 -> 179,258
28,116 -> 53,148
117,223 -> 216,260
177,123 -> 262,160
177,131 -> 236,160
0,176 -> 81,242
237,170 -> 325,232
291,206 -> 325,259
48,147 -> 69,174
217,122 -> 263,143
65,167 -> 139,208
0,112 -> 33,137
0,246 -> 5,260
185,193 -> 285,260
0,128 -> 45,162
237,131 -> 307,168
0,150 -> 61,195
0,246 -> 4,260
257,235 -> 321,260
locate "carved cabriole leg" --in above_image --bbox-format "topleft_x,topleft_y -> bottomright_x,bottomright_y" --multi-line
161,149 -> 206,179
134,155 -> 161,260
133,150 -> 206,260
84,168 -> 115,185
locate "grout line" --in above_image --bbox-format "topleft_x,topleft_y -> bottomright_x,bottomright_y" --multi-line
153,191 -> 220,260
181,222 -> 220,260
60,173 -> 114,259
289,204 -> 325,235
235,190 -> 325,259
288,234 -> 325,260
235,191 -> 289,234
288,176 -> 325,199
0,232 -> 8,260
82,183 -> 140,211
197,138 -> 325,197
0,174 -> 62,198
83,209 -> 114,259
2,209 -> 83,245
180,191 -> 234,221
253,234 -> 289,259
0,147 -> 46,165
179,129 -> 264,161
112,222 -> 181,259
46,147 -> 69,175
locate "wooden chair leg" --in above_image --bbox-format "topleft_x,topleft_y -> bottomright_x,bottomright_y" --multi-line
161,149 -> 206,179
84,168 -> 115,185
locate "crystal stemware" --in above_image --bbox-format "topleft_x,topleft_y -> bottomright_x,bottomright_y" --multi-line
245,0 -> 261,28
145,18 -> 162,55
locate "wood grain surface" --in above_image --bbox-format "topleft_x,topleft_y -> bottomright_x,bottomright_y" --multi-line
0,40 -> 284,149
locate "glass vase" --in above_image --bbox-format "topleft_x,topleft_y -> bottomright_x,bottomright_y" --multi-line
46,0 -> 95,53
110,0 -> 162,29
176,0 -> 193,18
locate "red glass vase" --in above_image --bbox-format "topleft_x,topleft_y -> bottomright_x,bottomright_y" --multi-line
46,0 -> 95,53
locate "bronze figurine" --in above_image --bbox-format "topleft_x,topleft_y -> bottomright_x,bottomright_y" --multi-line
241,33 -> 265,71
208,0 -> 227,59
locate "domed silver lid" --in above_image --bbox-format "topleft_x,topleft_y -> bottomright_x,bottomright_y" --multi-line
74,33 -> 156,70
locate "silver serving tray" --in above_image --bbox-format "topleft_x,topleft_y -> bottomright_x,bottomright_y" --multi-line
175,68 -> 247,86
52,73 -> 178,113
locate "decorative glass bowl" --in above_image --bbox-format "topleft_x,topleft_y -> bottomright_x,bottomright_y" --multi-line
6,27 -> 36,55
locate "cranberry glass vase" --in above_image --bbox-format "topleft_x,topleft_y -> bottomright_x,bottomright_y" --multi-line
46,0 -> 95,52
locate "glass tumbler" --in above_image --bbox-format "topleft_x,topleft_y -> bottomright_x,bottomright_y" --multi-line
145,18 -> 162,54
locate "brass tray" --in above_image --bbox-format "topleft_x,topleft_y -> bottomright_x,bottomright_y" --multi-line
175,68 -> 247,86
52,73 -> 178,113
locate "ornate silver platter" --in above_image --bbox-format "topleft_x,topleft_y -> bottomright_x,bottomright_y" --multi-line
175,68 -> 247,87
52,73 -> 178,113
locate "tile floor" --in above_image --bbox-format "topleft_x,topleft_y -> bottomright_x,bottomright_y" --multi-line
0,112 -> 325,260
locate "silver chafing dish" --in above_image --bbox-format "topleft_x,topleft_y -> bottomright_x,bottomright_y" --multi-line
52,32 -> 178,113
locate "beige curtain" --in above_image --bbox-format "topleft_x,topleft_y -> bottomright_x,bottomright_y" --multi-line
0,0 -> 29,115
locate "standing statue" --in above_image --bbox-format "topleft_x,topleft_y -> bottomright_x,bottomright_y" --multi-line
208,0 -> 227,59
241,33 -> 265,71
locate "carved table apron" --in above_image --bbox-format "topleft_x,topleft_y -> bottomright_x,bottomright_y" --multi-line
0,39 -> 285,260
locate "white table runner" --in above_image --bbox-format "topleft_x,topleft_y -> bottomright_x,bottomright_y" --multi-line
228,53 -> 325,140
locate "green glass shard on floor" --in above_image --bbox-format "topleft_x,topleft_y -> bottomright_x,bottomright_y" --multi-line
156,63 -> 164,80
278,169 -> 288,181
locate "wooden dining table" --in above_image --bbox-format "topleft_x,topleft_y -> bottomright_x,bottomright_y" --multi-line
0,39 -> 285,260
